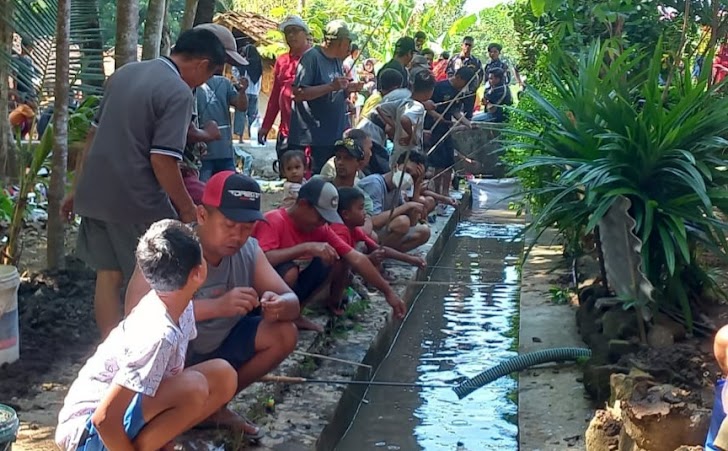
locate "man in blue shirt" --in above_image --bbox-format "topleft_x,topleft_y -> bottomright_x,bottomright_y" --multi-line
195,73 -> 249,181
445,36 -> 483,119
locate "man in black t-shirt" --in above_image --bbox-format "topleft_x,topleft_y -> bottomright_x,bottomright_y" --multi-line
425,67 -> 474,199
377,37 -> 415,90
484,43 -> 511,86
445,36 -> 483,119
474,67 -> 512,123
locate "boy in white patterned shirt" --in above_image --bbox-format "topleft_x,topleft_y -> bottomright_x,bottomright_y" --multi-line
55,220 -> 236,451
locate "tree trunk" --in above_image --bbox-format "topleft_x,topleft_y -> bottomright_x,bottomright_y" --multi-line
193,0 -> 215,26
160,0 -> 172,57
0,0 -> 17,182
141,0 -> 166,60
115,0 -> 140,69
47,0 -> 71,270
180,0 -> 198,32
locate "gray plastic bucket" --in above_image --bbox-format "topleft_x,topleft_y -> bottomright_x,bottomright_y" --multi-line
0,404 -> 18,451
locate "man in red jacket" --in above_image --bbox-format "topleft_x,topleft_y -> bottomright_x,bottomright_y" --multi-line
258,15 -> 311,172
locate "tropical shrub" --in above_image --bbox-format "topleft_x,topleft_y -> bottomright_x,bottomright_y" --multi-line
509,41 -> 728,327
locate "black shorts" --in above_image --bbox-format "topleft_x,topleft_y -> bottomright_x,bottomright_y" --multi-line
275,257 -> 331,302
186,315 -> 263,370
428,135 -> 455,169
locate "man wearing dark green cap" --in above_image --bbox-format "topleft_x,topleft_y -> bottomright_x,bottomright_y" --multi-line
289,20 -> 361,175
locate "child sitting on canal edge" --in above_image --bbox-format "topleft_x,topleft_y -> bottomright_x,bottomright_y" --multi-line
55,219 -> 237,451
279,149 -> 308,208
328,187 -> 426,315
706,324 -> 728,450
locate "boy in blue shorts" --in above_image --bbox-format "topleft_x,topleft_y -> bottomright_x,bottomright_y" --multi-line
707,325 -> 728,450
56,220 -> 236,451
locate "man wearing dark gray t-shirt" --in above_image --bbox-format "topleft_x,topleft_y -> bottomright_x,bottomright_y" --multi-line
288,20 -> 359,174
62,26 -> 244,338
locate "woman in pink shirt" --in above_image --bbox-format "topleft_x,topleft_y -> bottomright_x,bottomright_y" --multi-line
258,16 -> 311,171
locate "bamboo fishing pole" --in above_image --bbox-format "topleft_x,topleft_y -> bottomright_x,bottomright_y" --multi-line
433,92 -> 477,107
260,374 -> 453,389
427,70 -> 481,132
426,114 -> 466,156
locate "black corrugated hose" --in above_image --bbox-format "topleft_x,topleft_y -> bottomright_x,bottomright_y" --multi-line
453,347 -> 592,399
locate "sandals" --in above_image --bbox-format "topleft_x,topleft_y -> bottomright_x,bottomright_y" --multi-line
195,416 -> 264,442
328,295 -> 350,317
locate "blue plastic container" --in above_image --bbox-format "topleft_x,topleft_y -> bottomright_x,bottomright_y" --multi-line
0,404 -> 18,451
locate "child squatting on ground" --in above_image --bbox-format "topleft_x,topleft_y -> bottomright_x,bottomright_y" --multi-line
328,187 -> 426,315
707,325 -> 728,450
280,149 -> 308,208
55,220 -> 237,451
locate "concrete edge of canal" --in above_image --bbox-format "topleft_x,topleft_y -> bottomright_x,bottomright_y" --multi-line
216,191 -> 472,451
314,191 -> 471,451
517,228 -> 595,451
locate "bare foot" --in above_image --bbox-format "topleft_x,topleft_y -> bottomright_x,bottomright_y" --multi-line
327,301 -> 346,317
200,407 -> 262,438
294,316 -> 324,332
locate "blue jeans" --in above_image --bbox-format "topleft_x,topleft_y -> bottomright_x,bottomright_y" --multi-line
233,95 -> 259,138
200,158 -> 236,182
77,393 -> 145,450
234,146 -> 254,176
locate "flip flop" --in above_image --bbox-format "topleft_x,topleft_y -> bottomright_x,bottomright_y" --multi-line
328,295 -> 349,317
195,417 -> 265,441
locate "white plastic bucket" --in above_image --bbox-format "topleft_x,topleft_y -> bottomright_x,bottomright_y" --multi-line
0,266 -> 20,366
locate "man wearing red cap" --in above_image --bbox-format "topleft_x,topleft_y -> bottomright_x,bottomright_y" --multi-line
125,172 -> 298,440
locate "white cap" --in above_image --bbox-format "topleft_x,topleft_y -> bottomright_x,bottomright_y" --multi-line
279,15 -> 309,34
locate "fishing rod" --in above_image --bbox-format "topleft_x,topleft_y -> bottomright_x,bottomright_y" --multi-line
426,114 -> 466,156
427,70 -> 481,132
347,0 -> 396,74
433,92 -> 477,107
261,374 -> 453,389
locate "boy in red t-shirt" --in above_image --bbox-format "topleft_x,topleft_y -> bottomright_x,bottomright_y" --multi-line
253,178 -> 406,331
329,187 -> 426,315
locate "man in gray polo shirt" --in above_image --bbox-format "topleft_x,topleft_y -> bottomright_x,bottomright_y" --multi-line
62,26 -> 246,338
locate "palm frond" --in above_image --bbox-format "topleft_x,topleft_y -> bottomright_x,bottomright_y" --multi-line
1,0 -> 105,107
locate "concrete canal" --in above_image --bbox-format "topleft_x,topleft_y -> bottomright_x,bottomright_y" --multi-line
336,180 -> 524,450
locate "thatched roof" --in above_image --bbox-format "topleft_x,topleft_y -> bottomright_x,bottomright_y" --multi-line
213,11 -> 280,48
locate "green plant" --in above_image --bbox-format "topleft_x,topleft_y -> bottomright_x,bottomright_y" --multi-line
509,40 -> 728,328
2,0 -> 106,98
344,298 -> 370,320
4,96 -> 98,265
548,286 -> 571,305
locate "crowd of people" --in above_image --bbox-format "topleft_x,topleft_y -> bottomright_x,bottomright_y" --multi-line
45,15 -> 523,450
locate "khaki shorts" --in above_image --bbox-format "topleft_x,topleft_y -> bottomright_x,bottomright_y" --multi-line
76,217 -> 147,281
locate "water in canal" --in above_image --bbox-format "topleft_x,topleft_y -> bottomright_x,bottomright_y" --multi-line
337,179 -> 524,451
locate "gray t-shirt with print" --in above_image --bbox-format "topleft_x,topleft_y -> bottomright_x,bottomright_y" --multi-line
357,174 -> 402,215
189,237 -> 259,355
195,76 -> 238,160
288,46 -> 348,147
74,57 -> 193,224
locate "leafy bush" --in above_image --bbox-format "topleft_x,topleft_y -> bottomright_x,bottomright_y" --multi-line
508,41 -> 728,326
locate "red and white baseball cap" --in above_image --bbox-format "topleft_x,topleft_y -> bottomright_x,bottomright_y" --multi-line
202,171 -> 266,223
